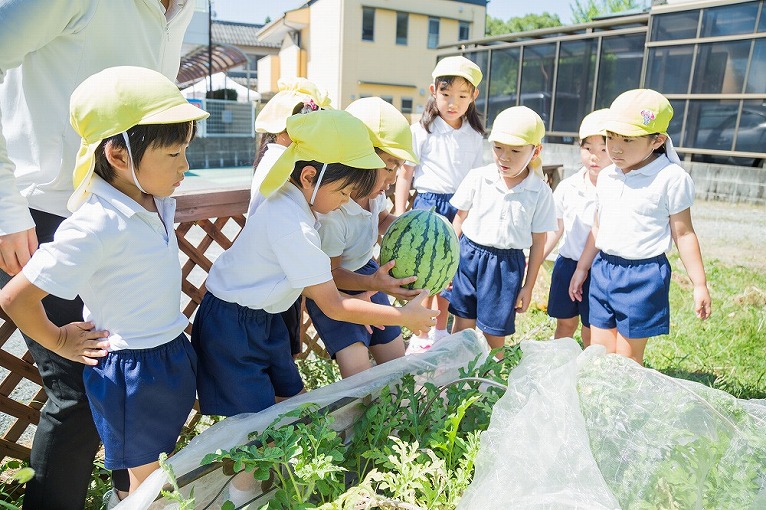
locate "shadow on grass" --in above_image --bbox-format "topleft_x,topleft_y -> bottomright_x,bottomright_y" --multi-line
651,366 -> 766,400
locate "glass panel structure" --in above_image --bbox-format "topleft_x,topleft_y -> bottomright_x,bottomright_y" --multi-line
745,39 -> 766,93
396,12 -> 408,45
692,41 -> 751,94
735,100 -> 766,153
700,2 -> 758,37
519,44 -> 556,127
651,10 -> 699,41
684,100 -> 740,150
645,45 -> 694,94
667,99 -> 686,145
483,47 -> 520,127
553,40 -> 596,134
595,34 -> 645,109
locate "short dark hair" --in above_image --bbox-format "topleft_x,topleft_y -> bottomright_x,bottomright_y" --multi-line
290,160 -> 377,198
420,76 -> 485,135
93,121 -> 197,182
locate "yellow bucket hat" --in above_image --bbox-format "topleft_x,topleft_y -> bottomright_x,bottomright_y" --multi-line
432,56 -> 483,87
345,97 -> 418,164
67,66 -> 208,212
254,77 -> 332,134
259,109 -> 385,197
605,89 -> 673,137
578,108 -> 610,140
489,106 -> 545,177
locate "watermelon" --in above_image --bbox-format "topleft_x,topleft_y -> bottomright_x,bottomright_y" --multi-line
379,209 -> 459,296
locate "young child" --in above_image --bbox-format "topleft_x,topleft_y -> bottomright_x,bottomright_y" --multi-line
0,66 -> 208,498
448,106 -> 556,356
249,77 -> 331,359
569,89 -> 711,365
543,109 -> 612,347
192,109 -> 436,417
305,97 -> 422,378
394,56 -> 486,351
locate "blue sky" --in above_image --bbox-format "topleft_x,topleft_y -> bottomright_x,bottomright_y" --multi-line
211,0 -> 574,26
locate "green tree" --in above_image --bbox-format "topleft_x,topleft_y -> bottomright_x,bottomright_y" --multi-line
485,12 -> 562,36
570,0 -> 642,24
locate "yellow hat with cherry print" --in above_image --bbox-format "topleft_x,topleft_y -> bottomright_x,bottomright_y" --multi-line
67,66 -> 209,212
255,77 -> 332,134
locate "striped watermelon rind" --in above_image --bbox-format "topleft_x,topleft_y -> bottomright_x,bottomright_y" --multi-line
379,209 -> 459,296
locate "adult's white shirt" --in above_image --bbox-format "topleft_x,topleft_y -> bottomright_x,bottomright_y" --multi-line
0,0 -> 194,235
410,116 -> 484,194
22,176 -> 188,351
595,155 -> 695,260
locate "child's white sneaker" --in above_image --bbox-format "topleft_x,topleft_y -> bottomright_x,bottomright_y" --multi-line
102,489 -> 121,510
405,336 -> 434,355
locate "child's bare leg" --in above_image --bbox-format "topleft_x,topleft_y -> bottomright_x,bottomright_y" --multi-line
483,332 -> 507,358
335,342 -> 374,378
434,294 -> 450,331
553,317 -> 579,339
228,471 -> 258,506
616,333 -> 648,366
451,316 -> 475,334
128,461 -> 160,494
369,336 -> 405,366
580,325 -> 591,348
590,326 -> 618,353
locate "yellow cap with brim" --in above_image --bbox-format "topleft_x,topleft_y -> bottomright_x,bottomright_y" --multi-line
259,109 -> 385,197
345,97 -> 418,164
67,66 -> 209,212
432,56 -> 483,87
578,108 -> 610,140
254,77 -> 332,134
604,88 -> 673,137
489,106 -> 545,146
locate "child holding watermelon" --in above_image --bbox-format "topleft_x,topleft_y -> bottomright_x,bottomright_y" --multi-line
569,89 -> 711,366
542,109 -> 612,348
305,97 -> 422,378
448,106 -> 557,356
394,56 -> 486,352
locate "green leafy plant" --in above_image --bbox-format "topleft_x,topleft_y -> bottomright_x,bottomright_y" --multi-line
0,460 -> 33,510
158,452 -> 195,509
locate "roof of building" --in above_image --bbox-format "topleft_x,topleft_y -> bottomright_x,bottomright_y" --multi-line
212,20 -> 280,48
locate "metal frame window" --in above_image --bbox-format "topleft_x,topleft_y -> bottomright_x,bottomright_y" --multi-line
396,12 -> 408,45
362,7 -> 375,42
428,17 -> 440,49
459,21 -> 470,41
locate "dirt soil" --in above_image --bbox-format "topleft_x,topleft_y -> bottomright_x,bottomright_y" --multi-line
691,200 -> 766,271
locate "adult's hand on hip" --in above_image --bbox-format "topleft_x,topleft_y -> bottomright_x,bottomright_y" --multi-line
0,229 -> 38,276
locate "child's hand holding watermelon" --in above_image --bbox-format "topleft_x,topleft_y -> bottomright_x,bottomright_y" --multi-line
371,260 -> 421,301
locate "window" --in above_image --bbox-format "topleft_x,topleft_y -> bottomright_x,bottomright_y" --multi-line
362,7 -> 374,41
700,2 -> 757,38
746,39 -> 766,93
459,21 -> 470,41
483,47 -> 520,127
692,41 -> 750,94
401,98 -> 413,114
650,10 -> 699,41
595,34 -> 644,108
396,12 -> 408,45
684,100 -> 740,150
428,17 -> 440,49
381,96 -> 394,105
553,40 -> 596,134
520,43 -> 557,126
645,45 -> 694,94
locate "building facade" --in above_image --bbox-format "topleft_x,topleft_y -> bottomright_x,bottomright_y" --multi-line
255,0 -> 487,115
441,0 -> 766,167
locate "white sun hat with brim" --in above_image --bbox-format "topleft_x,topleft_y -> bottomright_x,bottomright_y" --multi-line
345,97 -> 419,164
254,77 -> 332,134
431,56 -> 483,87
67,66 -> 209,212
578,109 -> 610,140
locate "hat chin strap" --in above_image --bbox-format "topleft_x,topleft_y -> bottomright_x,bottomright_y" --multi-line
309,163 -> 328,206
505,150 -> 536,179
122,132 -> 148,195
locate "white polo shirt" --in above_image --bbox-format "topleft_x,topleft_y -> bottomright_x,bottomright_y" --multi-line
317,193 -> 387,271
22,176 -> 187,351
410,116 -> 485,194
205,183 -> 333,313
595,155 -> 695,260
247,143 -> 287,219
553,167 -> 598,260
450,164 -> 557,250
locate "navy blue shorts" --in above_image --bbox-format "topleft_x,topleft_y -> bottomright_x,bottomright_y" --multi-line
444,236 -> 524,336
191,292 -> 304,416
306,259 -> 401,358
83,333 -> 197,470
589,251 -> 671,338
413,192 -> 457,222
547,256 -> 591,327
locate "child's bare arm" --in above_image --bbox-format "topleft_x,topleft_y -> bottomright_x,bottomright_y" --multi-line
452,209 -> 468,239
570,215 -> 600,302
394,164 -> 415,215
543,218 -> 564,260
378,210 -> 397,236
302,280 -> 436,335
329,256 -> 420,301
516,232 -> 546,313
670,207 -> 711,320
0,274 -> 109,364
